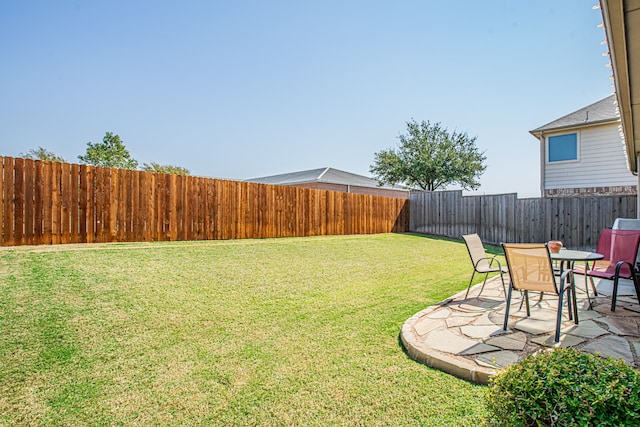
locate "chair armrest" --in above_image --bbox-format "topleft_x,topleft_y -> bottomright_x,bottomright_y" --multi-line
473,256 -> 503,270
559,269 -> 572,290
615,260 -> 635,278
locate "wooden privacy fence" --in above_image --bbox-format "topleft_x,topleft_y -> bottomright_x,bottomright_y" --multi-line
410,190 -> 637,251
0,156 -> 409,246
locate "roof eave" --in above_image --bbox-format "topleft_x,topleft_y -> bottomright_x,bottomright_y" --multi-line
529,118 -> 620,139
601,0 -> 639,174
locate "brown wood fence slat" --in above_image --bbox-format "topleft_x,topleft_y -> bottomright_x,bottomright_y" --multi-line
42,161 -> 52,244
33,160 -> 44,245
60,162 -> 70,244
70,163 -> 79,243
136,170 -> 145,242
97,167 -> 106,242
23,159 -> 35,245
410,190 -> 638,251
51,162 -> 61,244
14,159 -> 25,246
0,156 -> 410,246
3,158 -> 15,245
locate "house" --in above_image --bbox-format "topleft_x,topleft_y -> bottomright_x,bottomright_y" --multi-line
600,0 -> 640,212
529,95 -> 637,197
246,167 -> 410,199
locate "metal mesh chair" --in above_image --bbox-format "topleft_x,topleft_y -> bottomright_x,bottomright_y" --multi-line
576,229 -> 640,312
502,243 -> 574,343
572,228 -> 612,305
462,233 -> 507,299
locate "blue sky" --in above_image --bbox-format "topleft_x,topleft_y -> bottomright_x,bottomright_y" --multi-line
1,1 -> 612,197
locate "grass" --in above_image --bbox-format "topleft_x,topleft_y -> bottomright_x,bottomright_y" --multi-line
0,233 -> 489,426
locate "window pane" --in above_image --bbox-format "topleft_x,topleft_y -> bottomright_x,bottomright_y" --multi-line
548,133 -> 577,162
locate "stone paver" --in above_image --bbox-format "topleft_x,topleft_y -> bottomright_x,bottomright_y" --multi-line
401,276 -> 640,384
513,317 -> 558,335
530,333 -> 586,348
445,315 -> 478,328
459,343 -> 501,356
583,335 -> 634,364
597,316 -> 639,336
460,324 -> 506,339
426,308 -> 452,319
414,318 -> 446,336
426,330 -> 498,355
485,332 -> 527,351
476,351 -> 520,369
563,320 -> 609,339
574,309 -> 603,321
473,312 -> 500,326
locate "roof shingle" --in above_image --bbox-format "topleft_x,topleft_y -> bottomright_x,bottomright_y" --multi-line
530,95 -> 619,134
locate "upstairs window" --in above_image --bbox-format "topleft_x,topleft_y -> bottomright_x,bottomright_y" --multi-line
548,133 -> 578,162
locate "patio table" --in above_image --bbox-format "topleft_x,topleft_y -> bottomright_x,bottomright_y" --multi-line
550,249 -> 604,315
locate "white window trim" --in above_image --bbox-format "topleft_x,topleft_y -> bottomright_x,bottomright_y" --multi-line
546,131 -> 580,164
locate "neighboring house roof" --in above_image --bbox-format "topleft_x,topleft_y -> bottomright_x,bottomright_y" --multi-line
247,167 -> 407,190
529,95 -> 619,136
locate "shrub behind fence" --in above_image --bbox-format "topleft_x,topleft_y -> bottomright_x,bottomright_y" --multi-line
0,156 -> 409,246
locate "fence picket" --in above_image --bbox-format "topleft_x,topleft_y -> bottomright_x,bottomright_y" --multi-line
410,190 -> 637,250
1,156 -> 409,246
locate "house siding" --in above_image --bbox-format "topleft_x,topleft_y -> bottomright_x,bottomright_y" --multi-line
544,123 -> 637,195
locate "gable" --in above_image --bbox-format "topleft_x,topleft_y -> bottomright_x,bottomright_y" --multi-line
530,95 -> 620,136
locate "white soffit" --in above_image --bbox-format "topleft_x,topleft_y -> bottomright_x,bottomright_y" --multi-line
601,0 -> 640,173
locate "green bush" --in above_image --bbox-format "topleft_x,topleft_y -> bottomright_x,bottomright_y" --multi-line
485,348 -> 640,426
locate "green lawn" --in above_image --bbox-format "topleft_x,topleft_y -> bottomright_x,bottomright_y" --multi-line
0,233 -> 489,426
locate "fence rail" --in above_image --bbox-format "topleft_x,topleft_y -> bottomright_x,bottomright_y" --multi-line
410,190 -> 637,251
0,157 -> 409,246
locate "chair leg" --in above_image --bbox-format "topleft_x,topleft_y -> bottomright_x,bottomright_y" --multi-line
611,275 -> 620,312
524,290 -> 531,317
518,293 -> 525,311
632,271 -> 640,306
566,287 -> 573,322
478,273 -> 489,296
582,281 -> 592,310
570,285 -> 578,324
464,271 -> 476,299
499,271 -> 507,300
589,276 -> 598,297
503,285 -> 513,331
567,272 -> 578,323
579,267 -> 593,309
555,290 -> 564,343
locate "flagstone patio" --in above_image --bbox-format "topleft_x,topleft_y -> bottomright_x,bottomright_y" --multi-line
401,275 -> 640,384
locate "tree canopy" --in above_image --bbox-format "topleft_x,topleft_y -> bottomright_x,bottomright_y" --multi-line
370,120 -> 486,191
78,132 -> 138,169
141,162 -> 190,176
20,146 -> 66,162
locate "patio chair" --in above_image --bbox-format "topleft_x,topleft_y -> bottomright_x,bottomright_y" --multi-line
502,243 -> 574,343
462,233 -> 507,299
574,228 -> 640,312
572,228 -> 612,303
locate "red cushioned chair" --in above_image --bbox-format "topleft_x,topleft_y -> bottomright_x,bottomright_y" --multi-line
575,228 -> 640,312
573,228 -> 612,304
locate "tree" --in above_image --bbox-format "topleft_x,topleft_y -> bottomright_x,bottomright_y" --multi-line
20,146 -> 66,162
370,120 -> 486,191
78,132 -> 138,169
141,162 -> 190,176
